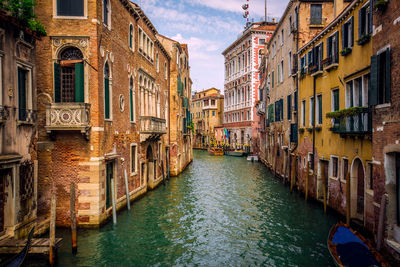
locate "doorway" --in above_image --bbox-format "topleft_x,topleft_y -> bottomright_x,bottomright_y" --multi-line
0,170 -> 5,235
351,158 -> 365,221
146,145 -> 154,184
105,161 -> 114,209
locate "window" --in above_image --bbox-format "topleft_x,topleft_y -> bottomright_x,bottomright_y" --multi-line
342,17 -> 354,50
129,77 -> 135,122
330,156 -> 339,178
54,47 -> 84,103
294,91 -> 298,111
370,48 -> 390,105
104,62 -> 111,119
310,4 -> 322,25
309,153 -> 314,171
281,30 -> 284,45
17,67 -> 30,121
164,62 -> 168,80
271,71 -> 275,88
280,60 -> 284,82
274,99 -> 283,122
309,97 -> 314,126
301,100 -> 305,126
288,52 -> 292,76
130,144 -> 137,174
277,64 -> 280,85
259,39 -> 265,45
358,4 -> 371,39
212,111 -> 216,117
247,110 -> 250,121
103,0 -> 110,27
156,53 -> 159,72
327,32 -> 339,64
342,158 -> 349,181
56,0 -> 84,17
307,50 -> 313,67
316,94 -> 322,125
129,24 -> 133,49
287,94 -> 292,120
311,43 -> 323,71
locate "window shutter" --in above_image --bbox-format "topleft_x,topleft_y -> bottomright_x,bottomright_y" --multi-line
320,43 -> 324,69
334,91 -> 339,111
351,16 -> 354,47
294,91 -> 298,111
277,65 -> 280,84
341,24 -> 345,50
318,95 -> 322,124
327,38 -> 332,58
385,48 -> 391,103
75,63 -> 84,102
54,63 -> 61,103
369,55 -> 378,106
105,78 -> 110,119
335,32 -> 339,63
358,9 -> 362,38
130,89 -> 133,121
368,3 -> 372,34
129,25 -> 133,48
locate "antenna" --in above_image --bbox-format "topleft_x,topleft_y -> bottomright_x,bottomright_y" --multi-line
242,0 -> 250,23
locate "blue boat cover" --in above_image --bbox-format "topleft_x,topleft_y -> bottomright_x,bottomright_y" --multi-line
336,242 -> 380,267
332,226 -> 367,248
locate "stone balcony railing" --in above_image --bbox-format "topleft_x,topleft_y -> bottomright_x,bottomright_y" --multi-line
45,102 -> 91,138
139,116 -> 166,141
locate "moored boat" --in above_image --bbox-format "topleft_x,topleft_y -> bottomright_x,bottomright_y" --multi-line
225,150 -> 246,157
208,147 -> 223,156
327,222 -> 389,267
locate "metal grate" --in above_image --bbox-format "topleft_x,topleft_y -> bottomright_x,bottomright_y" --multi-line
61,66 -> 75,102
20,161 -> 34,201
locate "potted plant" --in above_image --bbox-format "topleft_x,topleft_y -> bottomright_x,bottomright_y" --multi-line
375,0 -> 388,12
357,34 -> 371,45
340,47 -> 352,56
306,127 -> 313,132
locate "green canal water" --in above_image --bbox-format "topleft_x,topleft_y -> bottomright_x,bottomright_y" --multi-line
41,150 -> 341,266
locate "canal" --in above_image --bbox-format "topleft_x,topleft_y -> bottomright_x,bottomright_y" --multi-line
44,150 -> 341,266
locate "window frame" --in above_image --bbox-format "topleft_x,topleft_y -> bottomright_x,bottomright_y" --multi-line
129,23 -> 134,51
330,155 -> 339,180
54,0 -> 87,19
316,94 -> 322,125
103,0 -> 111,30
16,63 -> 33,122
130,143 -> 138,175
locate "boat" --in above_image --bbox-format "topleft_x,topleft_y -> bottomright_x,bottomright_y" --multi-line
247,155 -> 258,162
3,227 -> 34,267
208,147 -> 223,156
327,222 -> 389,267
225,150 -> 246,157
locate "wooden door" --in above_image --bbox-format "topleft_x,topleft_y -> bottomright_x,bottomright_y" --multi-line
356,162 -> 365,215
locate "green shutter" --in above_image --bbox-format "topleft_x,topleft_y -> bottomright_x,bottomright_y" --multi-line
385,48 -> 391,103
358,9 -> 362,38
75,63 -> 84,102
54,63 -> 61,103
272,71 -> 275,88
18,68 -> 26,109
129,25 -> 133,48
130,89 -> 133,121
105,78 -> 110,119
318,95 -> 322,124
334,90 -> 339,111
351,16 -> 354,47
277,65 -> 280,84
369,55 -> 378,106
341,24 -> 346,50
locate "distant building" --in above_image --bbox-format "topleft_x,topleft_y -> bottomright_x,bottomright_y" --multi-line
222,21 -> 276,151
0,8 -> 39,238
191,88 -> 224,148
158,35 -> 193,176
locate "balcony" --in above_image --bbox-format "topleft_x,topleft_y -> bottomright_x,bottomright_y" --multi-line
139,116 -> 166,142
329,107 -> 372,137
256,101 -> 266,116
0,106 -> 10,124
45,102 -> 90,138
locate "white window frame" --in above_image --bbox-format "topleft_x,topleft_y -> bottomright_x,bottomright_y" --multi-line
309,97 -> 314,127
164,62 -> 167,80
340,157 -> 349,183
104,60 -> 113,121
130,143 -> 138,175
280,60 -> 284,82
316,94 -> 322,126
102,0 -> 111,30
329,155 -> 339,180
53,0 -> 88,19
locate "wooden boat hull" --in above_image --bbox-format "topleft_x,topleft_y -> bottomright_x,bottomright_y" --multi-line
327,222 -> 389,267
208,148 -> 223,156
225,151 -> 245,157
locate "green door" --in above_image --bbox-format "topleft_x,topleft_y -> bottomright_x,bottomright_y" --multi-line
105,78 -> 110,119
106,162 -> 113,209
18,68 -> 27,121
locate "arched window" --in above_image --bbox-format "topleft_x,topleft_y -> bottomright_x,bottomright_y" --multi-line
129,76 -> 135,122
104,62 -> 111,119
54,47 -> 84,103
129,24 -> 133,49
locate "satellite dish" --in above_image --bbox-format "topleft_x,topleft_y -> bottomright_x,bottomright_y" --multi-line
243,11 -> 249,18
242,4 -> 249,10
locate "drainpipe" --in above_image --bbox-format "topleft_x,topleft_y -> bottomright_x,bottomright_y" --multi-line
312,75 -> 316,175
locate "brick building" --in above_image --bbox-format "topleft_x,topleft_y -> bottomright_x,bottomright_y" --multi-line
158,35 -> 192,176
0,8 -> 40,238
35,0 -> 170,227
370,0 -> 400,258
222,22 -> 276,152
191,88 -> 224,148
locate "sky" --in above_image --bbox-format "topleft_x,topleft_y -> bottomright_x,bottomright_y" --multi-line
133,0 -> 289,93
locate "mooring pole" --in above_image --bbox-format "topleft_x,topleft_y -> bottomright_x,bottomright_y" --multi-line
70,183 -> 77,253
322,164 -> 327,213
111,178 -> 117,224
49,194 -> 56,266
290,154 -> 295,192
305,161 -> 309,201
346,172 -> 351,225
124,170 -> 131,211
376,194 -> 387,251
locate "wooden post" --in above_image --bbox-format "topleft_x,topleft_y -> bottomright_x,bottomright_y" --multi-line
376,194 -> 387,251
111,178 -> 117,225
305,161 -> 309,201
124,170 -> 130,211
161,160 -> 166,186
346,172 -> 351,225
322,163 -> 327,213
49,194 -> 56,266
70,183 -> 77,254
290,154 -> 295,192
283,155 -> 288,185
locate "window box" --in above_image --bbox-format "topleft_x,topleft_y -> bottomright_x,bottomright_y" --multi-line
340,47 -> 352,56
306,127 -> 313,132
357,34 -> 371,46
327,107 -> 372,135
374,0 -> 388,12
308,64 -> 318,73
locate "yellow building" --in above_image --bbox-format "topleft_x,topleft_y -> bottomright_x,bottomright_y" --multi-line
297,0 -> 373,227
191,88 -> 224,148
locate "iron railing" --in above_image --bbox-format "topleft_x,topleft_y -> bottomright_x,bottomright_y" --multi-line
139,116 -> 166,134
330,108 -> 372,135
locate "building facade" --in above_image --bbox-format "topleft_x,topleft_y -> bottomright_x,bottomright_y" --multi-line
158,35 -> 192,176
263,0 -> 341,180
370,0 -> 400,259
191,88 -> 224,148
35,0 -> 170,227
0,9 -> 39,238
222,22 -> 276,152
298,0 -> 372,228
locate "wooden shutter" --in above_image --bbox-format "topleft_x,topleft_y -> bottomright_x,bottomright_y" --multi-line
320,43 -> 324,69
358,9 -> 363,38
351,17 -> 354,47
75,63 -> 84,102
105,78 -> 110,119
287,95 -> 292,120
318,95 -> 322,124
341,24 -> 346,50
129,25 -> 133,48
334,90 -> 339,111
327,37 -> 332,58
369,55 -> 378,106
385,48 -> 391,103
294,91 -> 298,111
18,68 -> 27,114
335,32 -> 339,63
130,89 -> 133,121
54,63 -> 61,103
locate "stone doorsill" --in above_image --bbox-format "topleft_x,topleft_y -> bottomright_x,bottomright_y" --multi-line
386,239 -> 400,254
